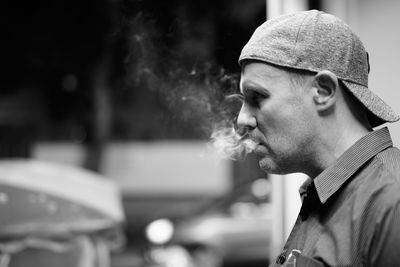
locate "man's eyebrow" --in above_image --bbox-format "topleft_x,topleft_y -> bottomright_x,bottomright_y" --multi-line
241,82 -> 269,95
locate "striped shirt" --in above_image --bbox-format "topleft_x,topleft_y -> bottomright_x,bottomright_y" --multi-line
272,127 -> 400,267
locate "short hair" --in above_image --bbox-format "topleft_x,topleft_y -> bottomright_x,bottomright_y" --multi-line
286,68 -> 315,91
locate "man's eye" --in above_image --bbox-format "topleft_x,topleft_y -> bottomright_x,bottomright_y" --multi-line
247,91 -> 266,106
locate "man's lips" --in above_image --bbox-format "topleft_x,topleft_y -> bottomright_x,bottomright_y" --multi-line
245,133 -> 267,154
253,143 -> 268,156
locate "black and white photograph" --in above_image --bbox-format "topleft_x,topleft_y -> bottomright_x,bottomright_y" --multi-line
2,0 -> 400,266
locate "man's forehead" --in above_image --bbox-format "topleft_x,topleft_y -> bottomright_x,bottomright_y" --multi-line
240,62 -> 290,87
241,61 -> 289,77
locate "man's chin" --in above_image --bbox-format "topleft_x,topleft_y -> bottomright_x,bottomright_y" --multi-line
258,157 -> 288,175
259,157 -> 276,173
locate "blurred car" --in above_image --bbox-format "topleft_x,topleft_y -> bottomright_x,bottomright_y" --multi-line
171,202 -> 272,266
0,159 -> 125,267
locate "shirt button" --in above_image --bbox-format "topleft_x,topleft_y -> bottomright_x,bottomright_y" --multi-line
276,252 -> 286,265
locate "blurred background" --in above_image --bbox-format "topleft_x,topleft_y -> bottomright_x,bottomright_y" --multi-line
1,0 -> 400,266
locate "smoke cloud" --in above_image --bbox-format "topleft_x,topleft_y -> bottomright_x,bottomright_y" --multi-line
209,125 -> 257,161
124,13 -> 255,160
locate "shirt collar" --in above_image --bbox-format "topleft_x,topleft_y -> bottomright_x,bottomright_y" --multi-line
303,127 -> 393,204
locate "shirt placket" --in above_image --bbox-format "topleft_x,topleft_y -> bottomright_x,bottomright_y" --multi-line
273,182 -> 321,266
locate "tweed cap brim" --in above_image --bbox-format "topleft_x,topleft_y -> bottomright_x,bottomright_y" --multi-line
341,81 -> 400,127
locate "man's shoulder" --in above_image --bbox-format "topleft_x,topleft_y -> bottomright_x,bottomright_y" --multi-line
375,146 -> 400,180
357,146 -> 400,211
350,146 -> 400,212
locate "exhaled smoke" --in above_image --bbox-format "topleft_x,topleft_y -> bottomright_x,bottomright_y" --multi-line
209,125 -> 257,161
124,14 -> 250,142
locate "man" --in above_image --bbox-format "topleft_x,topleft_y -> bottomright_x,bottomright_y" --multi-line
236,10 -> 400,266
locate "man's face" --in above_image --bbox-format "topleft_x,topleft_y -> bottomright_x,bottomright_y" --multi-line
237,62 -> 317,174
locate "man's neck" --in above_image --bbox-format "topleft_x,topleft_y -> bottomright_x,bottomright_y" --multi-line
307,122 -> 371,178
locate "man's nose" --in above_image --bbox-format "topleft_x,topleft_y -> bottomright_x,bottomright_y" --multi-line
236,105 -> 257,131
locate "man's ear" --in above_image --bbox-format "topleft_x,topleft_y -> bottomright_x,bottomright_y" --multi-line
312,70 -> 339,112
